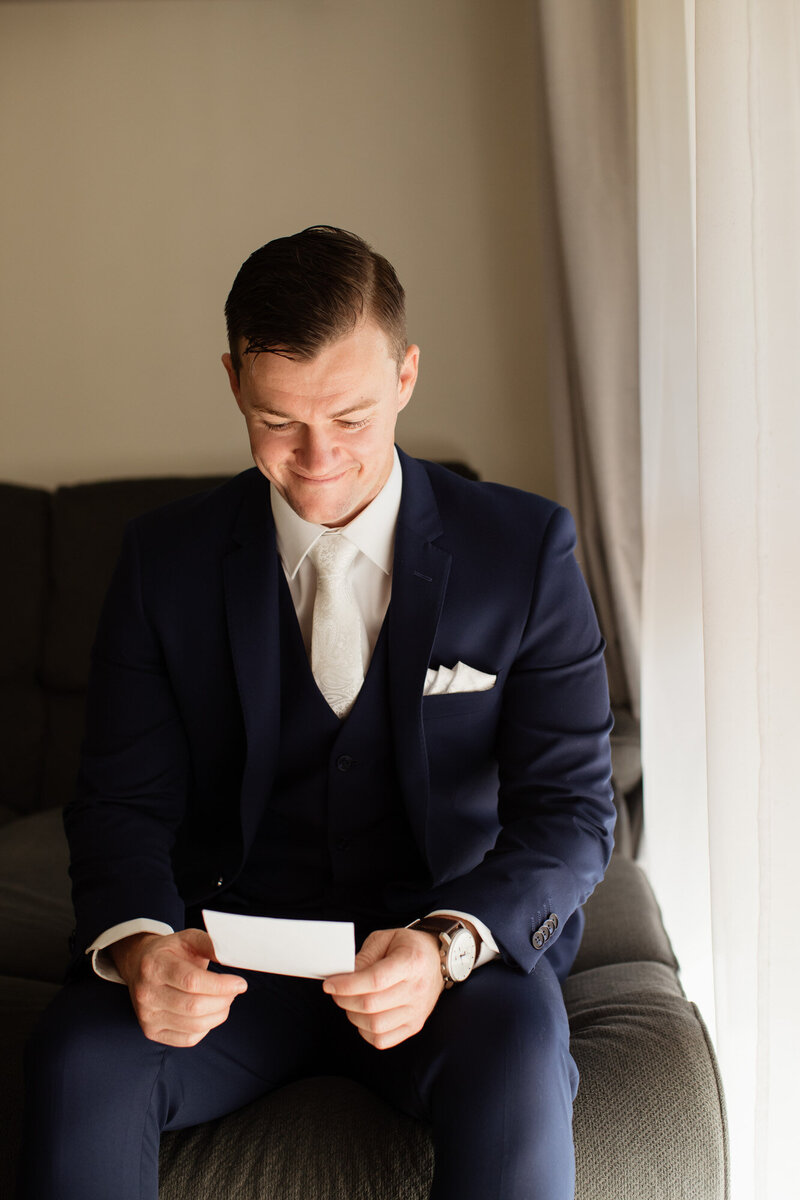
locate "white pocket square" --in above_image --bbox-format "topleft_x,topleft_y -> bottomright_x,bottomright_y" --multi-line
424,661 -> 497,697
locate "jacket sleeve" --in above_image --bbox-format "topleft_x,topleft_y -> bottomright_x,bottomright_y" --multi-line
64,521 -> 189,957
429,505 -> 615,975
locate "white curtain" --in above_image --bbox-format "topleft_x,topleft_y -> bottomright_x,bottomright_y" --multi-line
638,4 -> 800,1199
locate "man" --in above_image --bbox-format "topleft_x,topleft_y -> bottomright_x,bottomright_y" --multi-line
24,226 -> 614,1199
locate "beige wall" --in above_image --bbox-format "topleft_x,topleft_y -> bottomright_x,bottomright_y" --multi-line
0,0 -> 554,495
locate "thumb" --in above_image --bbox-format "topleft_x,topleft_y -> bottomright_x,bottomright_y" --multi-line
354,928 -> 395,972
179,927 -> 218,963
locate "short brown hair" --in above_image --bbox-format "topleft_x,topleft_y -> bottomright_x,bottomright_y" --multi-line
224,226 -> 407,376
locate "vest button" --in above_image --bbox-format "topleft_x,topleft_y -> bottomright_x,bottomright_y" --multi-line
335,837 -> 350,851
215,876 -> 224,888
336,755 -> 355,772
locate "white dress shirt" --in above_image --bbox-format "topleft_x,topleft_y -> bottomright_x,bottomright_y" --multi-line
271,447 -> 402,668
90,451 -> 497,980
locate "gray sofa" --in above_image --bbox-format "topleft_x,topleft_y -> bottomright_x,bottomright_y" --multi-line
0,473 -> 728,1198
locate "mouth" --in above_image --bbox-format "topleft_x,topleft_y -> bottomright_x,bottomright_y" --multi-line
292,470 -> 349,485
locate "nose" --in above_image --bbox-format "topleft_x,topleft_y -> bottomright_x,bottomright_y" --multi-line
295,426 -> 339,476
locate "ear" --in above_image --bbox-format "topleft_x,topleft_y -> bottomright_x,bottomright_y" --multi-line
221,352 -> 244,410
396,344 -> 420,414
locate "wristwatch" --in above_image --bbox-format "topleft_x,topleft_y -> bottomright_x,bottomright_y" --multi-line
408,915 -> 479,988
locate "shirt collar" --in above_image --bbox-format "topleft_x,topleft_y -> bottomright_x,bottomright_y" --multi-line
270,447 -> 402,579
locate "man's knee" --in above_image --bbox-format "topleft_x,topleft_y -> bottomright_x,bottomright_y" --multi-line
442,958 -> 571,1055
382,957 -> 576,1117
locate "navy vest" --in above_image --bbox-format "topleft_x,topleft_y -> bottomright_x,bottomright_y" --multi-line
224,573 -> 426,942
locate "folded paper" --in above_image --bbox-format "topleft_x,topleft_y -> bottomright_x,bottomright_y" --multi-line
203,909 -> 355,979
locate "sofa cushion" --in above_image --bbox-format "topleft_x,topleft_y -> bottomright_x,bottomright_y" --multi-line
0,809 -> 72,983
160,1075 -> 434,1200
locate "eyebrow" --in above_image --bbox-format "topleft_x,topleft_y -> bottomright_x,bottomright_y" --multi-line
254,399 -> 379,420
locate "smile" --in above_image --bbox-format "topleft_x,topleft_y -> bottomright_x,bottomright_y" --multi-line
292,471 -> 350,484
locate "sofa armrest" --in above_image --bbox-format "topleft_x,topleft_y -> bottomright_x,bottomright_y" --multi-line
567,962 -> 729,1199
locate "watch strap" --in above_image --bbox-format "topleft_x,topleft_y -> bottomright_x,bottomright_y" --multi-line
410,914 -> 481,945
408,915 -> 480,987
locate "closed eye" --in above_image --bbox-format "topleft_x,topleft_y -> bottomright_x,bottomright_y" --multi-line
262,418 -> 371,432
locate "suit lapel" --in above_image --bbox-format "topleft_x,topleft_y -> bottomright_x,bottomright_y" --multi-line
389,452 -> 452,869
223,472 -> 282,851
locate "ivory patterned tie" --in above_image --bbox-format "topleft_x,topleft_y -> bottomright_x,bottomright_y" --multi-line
307,532 -> 364,718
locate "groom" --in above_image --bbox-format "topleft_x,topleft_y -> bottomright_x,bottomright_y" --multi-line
24,225 -> 615,1199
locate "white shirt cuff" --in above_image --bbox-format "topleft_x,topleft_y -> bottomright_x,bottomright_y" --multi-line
87,918 -> 175,983
424,909 -> 500,969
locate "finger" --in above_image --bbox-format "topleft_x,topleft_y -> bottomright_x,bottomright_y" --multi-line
146,1001 -> 235,1034
134,964 -> 247,1024
156,958 -> 248,997
144,1030 -> 207,1049
344,1004 -> 415,1038
323,928 -> 395,993
136,991 -> 240,1041
139,1008 -> 229,1039
356,1021 -> 419,1051
329,978 -> 408,1015
143,929 -> 245,990
178,928 -> 218,961
142,1006 -> 232,1047
132,983 -> 241,1029
352,928 -> 395,970
157,985 -> 244,1019
324,950 -> 409,997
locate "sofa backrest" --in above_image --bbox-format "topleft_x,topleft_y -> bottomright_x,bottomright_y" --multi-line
0,482 -> 51,822
0,476 -> 228,821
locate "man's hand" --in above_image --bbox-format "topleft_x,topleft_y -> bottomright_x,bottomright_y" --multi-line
110,929 -> 248,1048
323,927 -> 444,1050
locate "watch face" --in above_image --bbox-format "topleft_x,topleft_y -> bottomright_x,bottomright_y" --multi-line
446,928 -> 476,982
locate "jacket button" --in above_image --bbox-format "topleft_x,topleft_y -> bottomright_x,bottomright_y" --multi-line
544,918 -> 556,936
337,755 -> 355,772
215,876 -> 224,888
532,931 -> 545,950
335,837 -> 350,851
550,913 -> 559,929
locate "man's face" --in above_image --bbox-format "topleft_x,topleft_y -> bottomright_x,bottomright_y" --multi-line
223,321 -> 419,527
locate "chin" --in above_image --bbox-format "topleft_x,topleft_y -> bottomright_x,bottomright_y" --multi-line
290,495 -> 352,527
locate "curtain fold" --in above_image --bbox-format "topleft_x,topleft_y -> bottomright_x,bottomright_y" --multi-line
638,2 -> 800,1197
534,0 -> 641,718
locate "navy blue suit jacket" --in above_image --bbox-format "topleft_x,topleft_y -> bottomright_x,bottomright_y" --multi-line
66,450 -> 615,980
